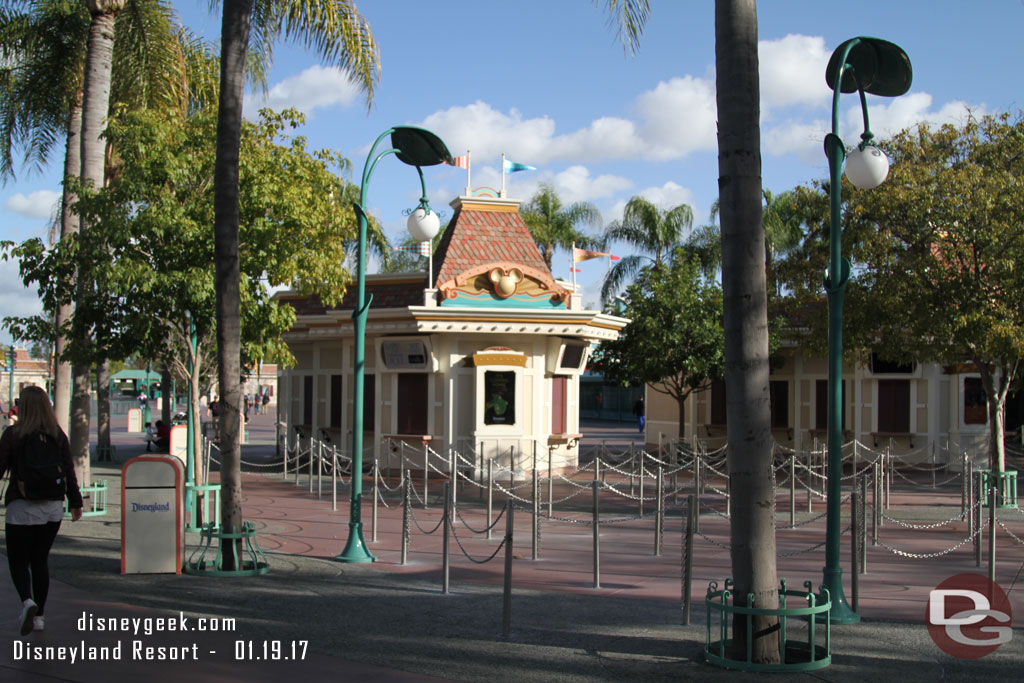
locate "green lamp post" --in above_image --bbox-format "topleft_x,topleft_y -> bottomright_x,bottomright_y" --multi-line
823,37 -> 912,624
336,126 -> 452,563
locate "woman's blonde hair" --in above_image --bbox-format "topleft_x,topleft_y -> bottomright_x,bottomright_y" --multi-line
14,385 -> 59,438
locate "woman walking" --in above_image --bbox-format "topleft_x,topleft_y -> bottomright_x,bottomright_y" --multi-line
0,386 -> 82,636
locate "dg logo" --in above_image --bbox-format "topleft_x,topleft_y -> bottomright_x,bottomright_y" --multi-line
927,573 -> 1013,659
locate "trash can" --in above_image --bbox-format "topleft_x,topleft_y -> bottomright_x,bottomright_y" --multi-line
121,455 -> 185,574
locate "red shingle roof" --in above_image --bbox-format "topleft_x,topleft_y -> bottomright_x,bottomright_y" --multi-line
433,199 -> 551,289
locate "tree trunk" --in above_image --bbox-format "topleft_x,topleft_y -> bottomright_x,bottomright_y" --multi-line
161,366 -> 173,425
96,360 -> 110,462
979,365 -> 1009,474
214,0 -> 255,570
715,0 -> 780,663
72,5 -> 121,488
54,101 -> 83,435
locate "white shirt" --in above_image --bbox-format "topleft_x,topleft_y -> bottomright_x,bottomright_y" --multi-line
5,498 -> 64,525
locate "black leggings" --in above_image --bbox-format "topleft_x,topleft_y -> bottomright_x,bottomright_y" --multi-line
6,522 -> 61,615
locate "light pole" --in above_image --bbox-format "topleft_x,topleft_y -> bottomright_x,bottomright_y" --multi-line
823,37 -> 912,624
336,126 -> 452,563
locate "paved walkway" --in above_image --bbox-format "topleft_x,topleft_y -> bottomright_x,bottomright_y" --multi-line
1,410 -> 1022,681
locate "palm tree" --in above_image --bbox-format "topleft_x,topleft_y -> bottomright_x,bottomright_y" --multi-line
1,0 -> 186,479
599,195 -> 693,303
715,0 -> 780,662
213,0 -> 379,567
598,0 -> 780,662
519,182 -> 602,271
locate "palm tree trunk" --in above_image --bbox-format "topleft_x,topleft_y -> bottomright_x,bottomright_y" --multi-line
96,360 -> 110,461
214,0 -> 255,570
715,0 -> 780,663
54,100 -> 83,435
72,5 -> 120,486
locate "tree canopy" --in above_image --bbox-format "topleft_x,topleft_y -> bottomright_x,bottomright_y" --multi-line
591,252 -> 724,428
847,113 -> 1024,471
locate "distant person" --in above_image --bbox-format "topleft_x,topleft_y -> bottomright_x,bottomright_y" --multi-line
154,420 -> 171,452
0,385 -> 83,635
633,397 -> 645,433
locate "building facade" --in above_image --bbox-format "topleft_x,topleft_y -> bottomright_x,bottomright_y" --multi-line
276,193 -> 627,476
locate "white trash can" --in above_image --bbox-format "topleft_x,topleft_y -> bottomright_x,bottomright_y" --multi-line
121,455 -> 185,574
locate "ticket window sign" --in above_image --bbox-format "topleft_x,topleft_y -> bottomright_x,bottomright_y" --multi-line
484,371 -> 516,426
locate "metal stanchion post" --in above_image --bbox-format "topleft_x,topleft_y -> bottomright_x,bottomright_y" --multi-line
442,481 -> 451,595
423,443 -> 429,510
331,446 -> 338,511
592,480 -> 600,589
975,473 -> 983,568
502,502 -> 513,639
872,462 -> 880,546
851,490 -> 859,613
317,442 -> 324,500
988,485 -> 997,585
655,466 -> 663,556
401,476 -> 410,565
372,458 -> 379,543
859,475 -> 867,574
449,448 -> 457,508
532,468 -> 539,561
683,493 -> 695,625
548,445 -> 553,518
638,449 -> 645,516
790,455 -> 796,528
487,458 -> 494,541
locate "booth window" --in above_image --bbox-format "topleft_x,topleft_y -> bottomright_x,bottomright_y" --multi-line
815,380 -> 846,431
877,379 -> 910,432
552,376 -> 568,434
964,377 -> 986,425
363,374 -> 375,432
302,376 -> 313,425
397,373 -> 428,435
770,380 -> 789,428
484,371 -> 516,425
382,340 -> 429,369
559,343 -> 586,371
710,380 -> 727,425
330,375 -> 342,428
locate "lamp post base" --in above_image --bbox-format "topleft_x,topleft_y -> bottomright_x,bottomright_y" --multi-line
335,522 -> 376,563
821,566 -> 860,624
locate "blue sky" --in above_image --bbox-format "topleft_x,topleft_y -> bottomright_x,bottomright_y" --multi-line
2,0 -> 1022,347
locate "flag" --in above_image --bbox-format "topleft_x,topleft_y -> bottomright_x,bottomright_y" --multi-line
570,267 -> 582,273
449,155 -> 470,169
573,247 -> 610,263
503,159 -> 536,173
609,254 -> 621,261
392,241 -> 431,256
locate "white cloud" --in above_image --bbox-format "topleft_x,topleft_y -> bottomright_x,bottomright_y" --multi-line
606,181 -> 696,224
0,259 -> 42,339
763,118 -> 829,162
759,34 -> 830,110
244,65 -> 362,117
850,93 -> 983,140
634,76 -> 719,160
3,190 -> 59,221
551,166 -> 632,204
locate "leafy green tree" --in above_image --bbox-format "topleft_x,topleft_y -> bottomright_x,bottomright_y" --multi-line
849,114 -> 1024,473
212,0 -> 379,566
591,253 -> 724,429
520,182 -> 602,271
599,195 -> 694,303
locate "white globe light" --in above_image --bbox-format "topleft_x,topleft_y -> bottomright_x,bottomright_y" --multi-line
406,206 -> 440,241
844,145 -> 890,190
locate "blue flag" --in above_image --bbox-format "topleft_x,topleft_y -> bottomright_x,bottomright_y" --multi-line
503,159 -> 536,173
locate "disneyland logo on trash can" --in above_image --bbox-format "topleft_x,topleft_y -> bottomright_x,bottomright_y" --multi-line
131,502 -> 171,512
927,573 -> 1012,658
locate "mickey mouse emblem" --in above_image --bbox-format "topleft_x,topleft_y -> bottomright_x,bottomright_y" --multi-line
489,267 -> 524,298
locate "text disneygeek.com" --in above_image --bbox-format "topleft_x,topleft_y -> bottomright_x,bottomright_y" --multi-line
11,611 -> 308,663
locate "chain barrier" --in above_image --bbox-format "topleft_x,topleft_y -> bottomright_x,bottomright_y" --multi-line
447,517 -> 508,565
997,519 -> 1024,547
454,502 -> 507,535
877,517 -> 988,559
778,526 -> 851,557
891,466 -> 962,488
408,508 -> 446,535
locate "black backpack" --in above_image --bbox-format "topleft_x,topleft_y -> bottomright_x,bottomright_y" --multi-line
14,430 -> 67,501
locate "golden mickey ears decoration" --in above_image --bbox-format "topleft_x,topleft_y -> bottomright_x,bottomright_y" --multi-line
489,267 -> 524,298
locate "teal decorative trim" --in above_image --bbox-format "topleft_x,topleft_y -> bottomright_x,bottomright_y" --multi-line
470,187 -> 500,198
440,290 -> 566,309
